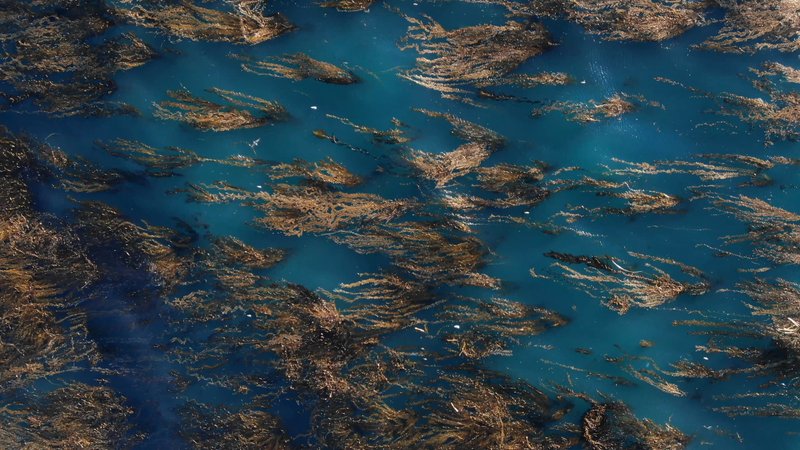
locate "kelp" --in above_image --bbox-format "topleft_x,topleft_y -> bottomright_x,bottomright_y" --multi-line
711,194 -> 800,265
236,52 -> 358,84
212,236 -> 286,270
189,182 -> 413,236
563,0 -> 707,42
611,153 -> 798,186
0,384 -> 138,448
582,401 -> 690,449
0,129 -> 100,391
73,201 -> 195,290
118,0 -> 295,45
659,66 -> 800,145
404,109 -> 505,187
268,157 -> 362,187
396,10 -> 554,100
407,142 -> 494,187
533,93 -> 650,122
544,251 -> 709,313
179,402 -> 293,449
154,87 -> 288,131
700,0 -> 800,53
331,222 -> 500,288
97,139 -> 206,176
320,0 -> 375,11
438,297 -> 567,359
0,1 -> 155,116
323,114 -> 411,145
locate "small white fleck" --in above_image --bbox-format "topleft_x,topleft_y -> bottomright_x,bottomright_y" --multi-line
580,80 -> 586,84
310,105 -> 318,110
453,325 -> 461,329
524,211 -> 530,215
703,356 -> 709,360
246,314 -> 252,318
256,185 -> 262,189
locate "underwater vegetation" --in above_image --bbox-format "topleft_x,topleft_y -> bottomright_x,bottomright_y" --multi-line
0,0 -> 800,448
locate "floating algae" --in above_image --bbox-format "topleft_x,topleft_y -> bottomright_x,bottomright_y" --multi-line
154,87 -> 288,131
235,52 -> 358,84
118,0 -> 295,45
395,9 -> 554,100
544,251 -> 709,314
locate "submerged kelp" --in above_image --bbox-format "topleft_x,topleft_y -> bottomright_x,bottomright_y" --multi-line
0,1 -> 155,116
0,384 -> 137,448
154,87 -> 288,131
236,52 -> 358,84
118,0 -> 295,44
395,10 -> 553,100
544,251 -> 709,313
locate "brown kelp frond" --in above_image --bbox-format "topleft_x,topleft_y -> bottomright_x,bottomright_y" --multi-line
406,142 -> 494,187
179,402 -> 293,450
611,153 -> 797,186
469,163 -> 550,208
212,236 -> 286,270
564,0 -> 707,42
418,372 -> 576,449
700,0 -> 800,53
533,93 -> 649,122
582,401 -> 691,450
544,251 -> 709,314
268,157 -> 362,187
192,182 -> 413,236
98,139 -> 206,176
331,222 -> 499,288
119,0 -> 295,45
74,201 -> 194,288
414,108 -> 506,149
738,278 -> 800,354
438,297 -> 567,359
553,175 -> 681,219
324,114 -> 411,144
0,384 -> 137,448
236,52 -> 358,84
320,0 -> 375,12
154,87 -> 288,131
396,11 -> 553,99
712,194 -> 800,265
0,2 -> 154,116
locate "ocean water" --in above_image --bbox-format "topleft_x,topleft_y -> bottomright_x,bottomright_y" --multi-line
2,1 -> 800,449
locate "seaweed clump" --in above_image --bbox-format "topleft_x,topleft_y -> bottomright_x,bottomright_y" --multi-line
564,0 -> 707,42
582,401 -> 691,450
0,1 -> 156,116
0,384 -> 138,448
154,87 -> 288,131
236,52 -> 358,84
396,11 -> 554,100
119,0 -> 295,45
544,251 -> 709,313
700,0 -> 800,53
320,0 -> 375,11
533,93 -> 651,122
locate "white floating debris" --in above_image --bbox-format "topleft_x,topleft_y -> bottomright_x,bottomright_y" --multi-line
256,185 -> 262,189
310,105 -> 318,110
453,325 -> 461,329
246,314 -> 252,318
580,80 -> 587,84
524,211 -> 530,215
703,356 -> 709,360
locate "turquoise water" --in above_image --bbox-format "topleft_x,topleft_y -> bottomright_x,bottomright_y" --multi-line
3,1 -> 800,448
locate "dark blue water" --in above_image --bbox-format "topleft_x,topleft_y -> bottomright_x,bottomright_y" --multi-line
3,1 -> 800,448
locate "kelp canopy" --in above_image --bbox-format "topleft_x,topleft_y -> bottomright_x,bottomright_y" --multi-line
2,0 -> 800,448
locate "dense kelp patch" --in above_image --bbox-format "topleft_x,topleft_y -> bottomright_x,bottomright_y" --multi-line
154,87 -> 288,131
235,52 -> 359,84
395,9 -> 554,101
0,0 -> 156,116
118,0 -> 295,45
